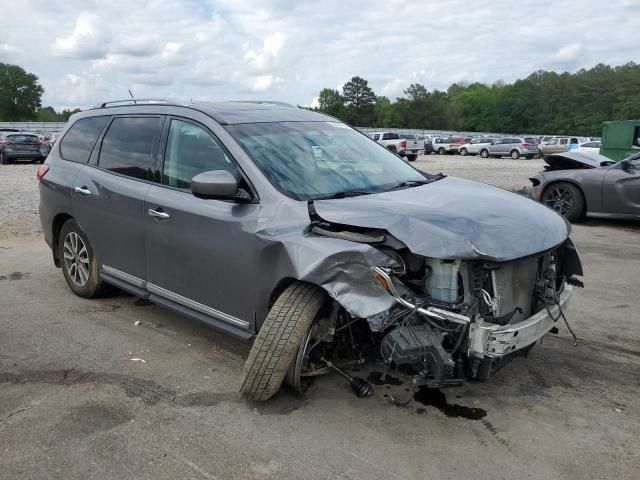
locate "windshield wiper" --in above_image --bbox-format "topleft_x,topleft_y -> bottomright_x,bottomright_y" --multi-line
383,179 -> 431,192
313,190 -> 373,200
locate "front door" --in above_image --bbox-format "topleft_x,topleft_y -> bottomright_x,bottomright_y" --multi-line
602,156 -> 640,214
73,115 -> 163,283
144,118 -> 260,330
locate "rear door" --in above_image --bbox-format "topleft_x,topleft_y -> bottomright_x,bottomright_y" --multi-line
602,156 -> 640,214
489,138 -> 504,154
73,116 -> 164,284
144,117 -> 260,329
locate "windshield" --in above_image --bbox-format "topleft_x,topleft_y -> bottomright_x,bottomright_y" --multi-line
225,121 -> 429,200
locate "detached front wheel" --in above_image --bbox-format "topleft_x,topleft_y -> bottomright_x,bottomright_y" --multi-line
240,282 -> 326,401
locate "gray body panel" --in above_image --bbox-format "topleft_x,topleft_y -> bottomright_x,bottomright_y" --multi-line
73,165 -> 150,280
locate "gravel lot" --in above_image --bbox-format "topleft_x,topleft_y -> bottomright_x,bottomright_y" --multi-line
1,157 -> 639,479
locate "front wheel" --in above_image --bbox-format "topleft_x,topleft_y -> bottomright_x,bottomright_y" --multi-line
240,282 -> 326,401
480,149 -> 489,158
510,149 -> 520,159
438,147 -> 446,155
59,219 -> 106,298
459,148 -> 467,156
541,182 -> 584,222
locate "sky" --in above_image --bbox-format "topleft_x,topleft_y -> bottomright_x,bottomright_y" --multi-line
0,0 -> 638,110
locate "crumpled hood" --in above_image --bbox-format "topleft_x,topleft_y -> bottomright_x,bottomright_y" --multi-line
314,176 -> 570,262
544,151 -> 607,170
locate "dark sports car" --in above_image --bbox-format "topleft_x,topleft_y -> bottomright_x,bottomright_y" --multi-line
523,151 -> 640,222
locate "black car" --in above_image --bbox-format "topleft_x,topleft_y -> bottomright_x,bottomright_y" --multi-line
0,132 -> 51,164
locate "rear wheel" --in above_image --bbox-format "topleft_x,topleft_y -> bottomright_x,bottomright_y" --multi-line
480,149 -> 489,158
0,152 -> 9,165
240,282 -> 326,401
58,219 -> 105,298
406,154 -> 417,162
510,149 -> 520,159
542,182 -> 584,222
459,148 -> 467,156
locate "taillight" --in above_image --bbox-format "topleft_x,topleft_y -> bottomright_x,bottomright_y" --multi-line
36,164 -> 49,182
522,143 -> 529,148
400,140 -> 407,149
0,140 -> 9,145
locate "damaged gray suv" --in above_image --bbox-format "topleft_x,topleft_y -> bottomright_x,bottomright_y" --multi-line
38,99 -> 583,401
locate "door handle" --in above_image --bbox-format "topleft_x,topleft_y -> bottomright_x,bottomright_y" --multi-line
73,186 -> 92,196
147,208 -> 170,220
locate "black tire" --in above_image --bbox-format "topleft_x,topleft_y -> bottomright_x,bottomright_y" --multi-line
438,147 -> 446,155
0,152 -> 9,165
510,149 -> 520,159
459,148 -> 467,156
406,154 -> 417,162
240,282 -> 326,401
541,182 -> 584,222
58,219 -> 106,298
480,149 -> 489,158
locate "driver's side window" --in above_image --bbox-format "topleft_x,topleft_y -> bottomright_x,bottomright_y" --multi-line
162,119 -> 238,190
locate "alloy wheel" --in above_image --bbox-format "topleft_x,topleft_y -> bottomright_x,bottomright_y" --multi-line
63,231 -> 90,287
544,186 -> 574,216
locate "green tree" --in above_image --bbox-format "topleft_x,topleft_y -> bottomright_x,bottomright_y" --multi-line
342,76 -> 376,126
0,63 -> 44,121
316,88 -> 345,119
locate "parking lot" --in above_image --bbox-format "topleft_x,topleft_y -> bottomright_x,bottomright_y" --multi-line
1,156 -> 639,479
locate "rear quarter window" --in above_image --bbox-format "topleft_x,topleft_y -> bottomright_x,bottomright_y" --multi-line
60,117 -> 110,163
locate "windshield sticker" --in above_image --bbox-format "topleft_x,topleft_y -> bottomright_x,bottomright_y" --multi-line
326,121 -> 350,129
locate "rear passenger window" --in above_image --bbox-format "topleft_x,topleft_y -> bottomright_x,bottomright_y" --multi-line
98,117 -> 162,180
60,116 -> 109,163
162,119 -> 238,190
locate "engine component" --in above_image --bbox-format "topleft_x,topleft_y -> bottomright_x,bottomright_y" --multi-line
380,322 -> 455,384
424,258 -> 461,303
322,358 -> 373,398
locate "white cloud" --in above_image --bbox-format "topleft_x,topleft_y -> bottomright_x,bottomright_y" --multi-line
552,44 -> 584,64
381,78 -> 404,97
51,13 -> 111,59
253,75 -> 283,92
161,42 -> 183,59
0,0 -> 633,110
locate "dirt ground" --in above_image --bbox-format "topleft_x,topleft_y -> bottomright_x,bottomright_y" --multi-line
1,156 -> 639,479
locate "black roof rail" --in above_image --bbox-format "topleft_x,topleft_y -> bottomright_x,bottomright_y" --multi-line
91,98 -> 183,109
225,100 -> 298,108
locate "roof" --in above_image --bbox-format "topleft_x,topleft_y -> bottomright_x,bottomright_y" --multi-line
191,101 -> 335,125
88,99 -> 336,125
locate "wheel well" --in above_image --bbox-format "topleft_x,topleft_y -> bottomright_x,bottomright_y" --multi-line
541,180 -> 588,216
51,213 -> 73,267
268,277 -> 298,310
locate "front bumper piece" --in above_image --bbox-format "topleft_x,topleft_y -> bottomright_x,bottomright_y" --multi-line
372,266 -> 573,359
469,285 -> 572,358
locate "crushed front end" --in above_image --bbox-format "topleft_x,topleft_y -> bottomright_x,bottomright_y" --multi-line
367,240 -> 583,388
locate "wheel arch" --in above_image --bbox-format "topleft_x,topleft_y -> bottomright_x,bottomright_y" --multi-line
51,213 -> 74,267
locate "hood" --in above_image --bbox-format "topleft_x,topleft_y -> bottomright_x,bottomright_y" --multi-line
544,151 -> 609,170
314,176 -> 570,262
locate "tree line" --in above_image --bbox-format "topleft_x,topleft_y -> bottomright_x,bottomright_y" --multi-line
314,63 -> 640,136
0,63 -> 80,122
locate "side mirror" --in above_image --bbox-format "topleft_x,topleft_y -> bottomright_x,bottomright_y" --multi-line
191,170 -> 239,199
618,160 -> 634,171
